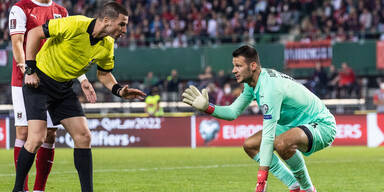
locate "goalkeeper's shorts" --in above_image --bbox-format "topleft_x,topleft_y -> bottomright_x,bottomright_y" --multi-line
274,115 -> 336,156
298,116 -> 337,156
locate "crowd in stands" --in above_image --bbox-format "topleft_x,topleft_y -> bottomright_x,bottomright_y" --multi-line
1,0 -> 384,47
306,62 -> 360,99
73,62 -> 365,112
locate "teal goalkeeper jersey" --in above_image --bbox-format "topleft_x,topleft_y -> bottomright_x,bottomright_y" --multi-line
212,68 -> 335,167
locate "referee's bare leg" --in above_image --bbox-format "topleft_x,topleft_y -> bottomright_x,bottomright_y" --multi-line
61,116 -> 93,192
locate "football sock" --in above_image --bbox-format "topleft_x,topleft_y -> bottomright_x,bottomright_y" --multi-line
13,146 -> 36,192
14,139 -> 29,191
253,153 -> 298,188
284,150 -> 313,190
74,148 -> 93,192
34,143 -> 55,191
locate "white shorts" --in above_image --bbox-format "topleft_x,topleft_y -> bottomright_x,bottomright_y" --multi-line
12,86 -> 59,128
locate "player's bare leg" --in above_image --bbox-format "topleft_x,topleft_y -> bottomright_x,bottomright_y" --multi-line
243,131 -> 299,191
274,128 -> 315,192
61,116 -> 93,192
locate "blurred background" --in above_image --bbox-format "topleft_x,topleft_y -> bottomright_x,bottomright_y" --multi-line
0,0 -> 384,149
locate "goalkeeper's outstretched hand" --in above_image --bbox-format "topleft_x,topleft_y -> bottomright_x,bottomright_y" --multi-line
182,85 -> 209,111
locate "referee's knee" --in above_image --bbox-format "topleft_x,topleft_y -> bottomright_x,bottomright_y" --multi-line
73,130 -> 92,148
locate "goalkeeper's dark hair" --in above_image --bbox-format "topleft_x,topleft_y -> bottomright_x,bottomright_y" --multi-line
232,45 -> 260,66
97,1 -> 128,19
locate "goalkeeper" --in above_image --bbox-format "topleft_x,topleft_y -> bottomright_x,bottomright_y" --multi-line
182,45 -> 336,192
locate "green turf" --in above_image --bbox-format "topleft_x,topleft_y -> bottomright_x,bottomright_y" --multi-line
1,147 -> 383,192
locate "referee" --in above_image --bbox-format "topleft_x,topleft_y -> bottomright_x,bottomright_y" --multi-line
13,2 -> 146,192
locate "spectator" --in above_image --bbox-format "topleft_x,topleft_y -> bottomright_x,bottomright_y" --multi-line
206,82 -> 223,104
151,30 -> 164,48
219,83 -> 235,106
374,81 -> 384,113
164,69 -> 180,101
145,86 -> 164,117
144,71 -> 159,94
172,32 -> 188,48
312,62 -> 328,98
359,8 -> 372,31
327,65 -> 339,98
207,13 -> 218,44
215,69 -> 230,88
198,65 -> 215,89
338,62 -> 357,98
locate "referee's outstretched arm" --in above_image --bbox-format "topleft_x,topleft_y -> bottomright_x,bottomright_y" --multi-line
97,70 -> 146,100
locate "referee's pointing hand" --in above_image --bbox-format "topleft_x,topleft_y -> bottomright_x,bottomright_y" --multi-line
25,73 -> 40,88
119,85 -> 146,100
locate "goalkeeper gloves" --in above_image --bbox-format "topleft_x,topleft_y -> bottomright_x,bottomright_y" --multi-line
182,85 -> 215,114
255,170 -> 268,192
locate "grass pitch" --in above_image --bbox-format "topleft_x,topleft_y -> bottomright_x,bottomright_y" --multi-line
0,146 -> 383,192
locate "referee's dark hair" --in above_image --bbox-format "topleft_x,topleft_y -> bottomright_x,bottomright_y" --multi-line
97,1 -> 128,19
232,45 -> 260,66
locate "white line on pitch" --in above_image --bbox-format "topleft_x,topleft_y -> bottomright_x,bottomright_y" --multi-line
0,163 -> 255,177
1,158 -> 384,177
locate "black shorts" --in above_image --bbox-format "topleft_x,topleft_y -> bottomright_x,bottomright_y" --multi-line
22,68 -> 84,125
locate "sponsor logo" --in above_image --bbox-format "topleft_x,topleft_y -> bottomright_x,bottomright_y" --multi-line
87,117 -> 162,131
310,122 -> 318,128
17,112 -> 22,119
53,14 -> 62,19
336,124 -> 362,139
222,124 -> 262,139
59,131 -> 139,147
10,19 -> 16,29
263,115 -> 272,119
261,104 -> 269,114
30,14 -> 37,19
199,119 -> 220,143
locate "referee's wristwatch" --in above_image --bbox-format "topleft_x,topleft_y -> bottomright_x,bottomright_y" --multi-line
25,66 -> 35,75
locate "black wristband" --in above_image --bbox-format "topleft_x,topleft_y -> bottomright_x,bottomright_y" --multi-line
26,60 -> 37,70
112,84 -> 123,97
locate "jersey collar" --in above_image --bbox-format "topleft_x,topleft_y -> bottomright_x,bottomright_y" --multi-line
87,19 -> 103,46
31,0 -> 53,6
255,68 -> 265,90
253,68 -> 265,101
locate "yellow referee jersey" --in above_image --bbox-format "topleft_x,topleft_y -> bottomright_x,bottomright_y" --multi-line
36,15 -> 115,82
